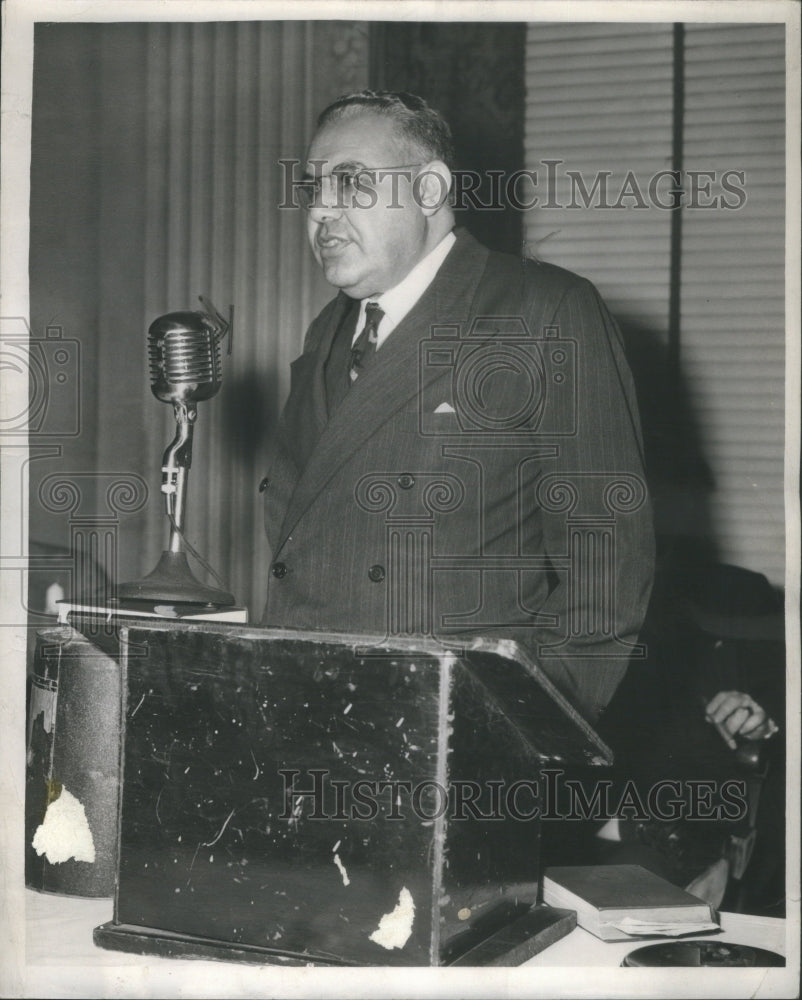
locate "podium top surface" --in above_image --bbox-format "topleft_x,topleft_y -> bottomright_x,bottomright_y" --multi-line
115,621 -> 612,766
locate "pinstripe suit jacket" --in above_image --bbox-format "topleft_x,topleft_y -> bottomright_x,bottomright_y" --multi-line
261,229 -> 654,721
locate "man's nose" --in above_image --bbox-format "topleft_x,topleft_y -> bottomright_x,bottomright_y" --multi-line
308,177 -> 344,222
308,201 -> 343,223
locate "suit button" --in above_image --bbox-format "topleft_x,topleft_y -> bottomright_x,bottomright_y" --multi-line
397,474 -> 415,489
368,564 -> 386,583
259,477 -> 270,493
271,562 -> 287,578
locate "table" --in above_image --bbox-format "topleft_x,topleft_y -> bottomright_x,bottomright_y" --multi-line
22,890 -> 794,998
528,909 -> 787,965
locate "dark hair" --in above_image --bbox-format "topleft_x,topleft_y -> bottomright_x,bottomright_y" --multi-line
317,90 -> 455,170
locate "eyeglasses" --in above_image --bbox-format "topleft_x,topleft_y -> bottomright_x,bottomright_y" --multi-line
296,163 -> 423,211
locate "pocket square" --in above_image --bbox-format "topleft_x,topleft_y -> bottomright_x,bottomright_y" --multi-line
433,402 -> 455,414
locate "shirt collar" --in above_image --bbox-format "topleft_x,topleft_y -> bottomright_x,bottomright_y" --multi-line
354,230 -> 456,349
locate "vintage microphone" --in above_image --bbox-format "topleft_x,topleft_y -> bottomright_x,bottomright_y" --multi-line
117,297 -> 236,606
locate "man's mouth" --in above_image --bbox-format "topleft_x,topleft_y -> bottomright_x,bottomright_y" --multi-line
316,232 -> 351,254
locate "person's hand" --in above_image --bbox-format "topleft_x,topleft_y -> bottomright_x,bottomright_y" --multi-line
704,690 -> 779,749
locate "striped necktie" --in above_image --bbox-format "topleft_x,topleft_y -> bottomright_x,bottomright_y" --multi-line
349,301 -> 384,384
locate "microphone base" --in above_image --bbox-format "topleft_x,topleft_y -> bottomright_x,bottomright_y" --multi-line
117,550 -> 235,607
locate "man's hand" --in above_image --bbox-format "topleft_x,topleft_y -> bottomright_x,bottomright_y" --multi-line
704,690 -> 779,749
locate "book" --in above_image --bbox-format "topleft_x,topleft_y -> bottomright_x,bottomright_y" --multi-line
57,600 -> 249,624
542,864 -> 719,942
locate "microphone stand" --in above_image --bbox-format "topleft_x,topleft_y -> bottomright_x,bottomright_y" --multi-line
164,399 -> 195,554
117,303 -> 235,607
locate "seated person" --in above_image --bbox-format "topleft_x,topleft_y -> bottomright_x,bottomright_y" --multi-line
542,553 -> 785,915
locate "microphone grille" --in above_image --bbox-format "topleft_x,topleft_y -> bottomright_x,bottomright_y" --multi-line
158,329 -> 221,383
148,313 -> 224,404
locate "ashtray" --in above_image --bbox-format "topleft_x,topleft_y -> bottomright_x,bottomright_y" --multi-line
622,940 -> 784,967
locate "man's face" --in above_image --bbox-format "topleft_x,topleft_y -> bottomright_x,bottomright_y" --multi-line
304,112 -> 430,299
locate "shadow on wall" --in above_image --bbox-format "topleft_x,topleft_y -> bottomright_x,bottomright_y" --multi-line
220,367 -> 279,465
372,21 -> 526,256
616,316 -> 718,559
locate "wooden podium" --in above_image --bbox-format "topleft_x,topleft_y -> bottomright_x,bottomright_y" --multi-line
94,623 -> 611,966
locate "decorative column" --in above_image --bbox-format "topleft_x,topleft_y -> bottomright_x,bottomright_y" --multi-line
535,472 -> 648,658
355,473 -> 465,644
38,472 -> 149,638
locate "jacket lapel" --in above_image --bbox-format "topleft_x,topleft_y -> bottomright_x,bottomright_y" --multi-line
264,294 -> 354,554
284,292 -> 355,455
275,230 -> 489,550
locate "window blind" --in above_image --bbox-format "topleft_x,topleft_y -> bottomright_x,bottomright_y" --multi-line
524,21 -> 786,586
524,23 -> 675,334
680,22 -> 785,586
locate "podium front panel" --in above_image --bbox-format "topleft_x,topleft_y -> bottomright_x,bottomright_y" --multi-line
104,624 -> 608,965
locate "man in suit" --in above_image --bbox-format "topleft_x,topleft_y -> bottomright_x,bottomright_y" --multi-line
262,91 -> 654,723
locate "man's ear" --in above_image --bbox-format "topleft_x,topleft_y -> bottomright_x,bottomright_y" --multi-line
415,160 -> 452,215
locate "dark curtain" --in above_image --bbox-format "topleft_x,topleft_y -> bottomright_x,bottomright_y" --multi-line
369,22 -> 525,255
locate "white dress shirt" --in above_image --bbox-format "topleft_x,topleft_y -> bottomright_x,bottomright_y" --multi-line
352,230 -> 457,349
